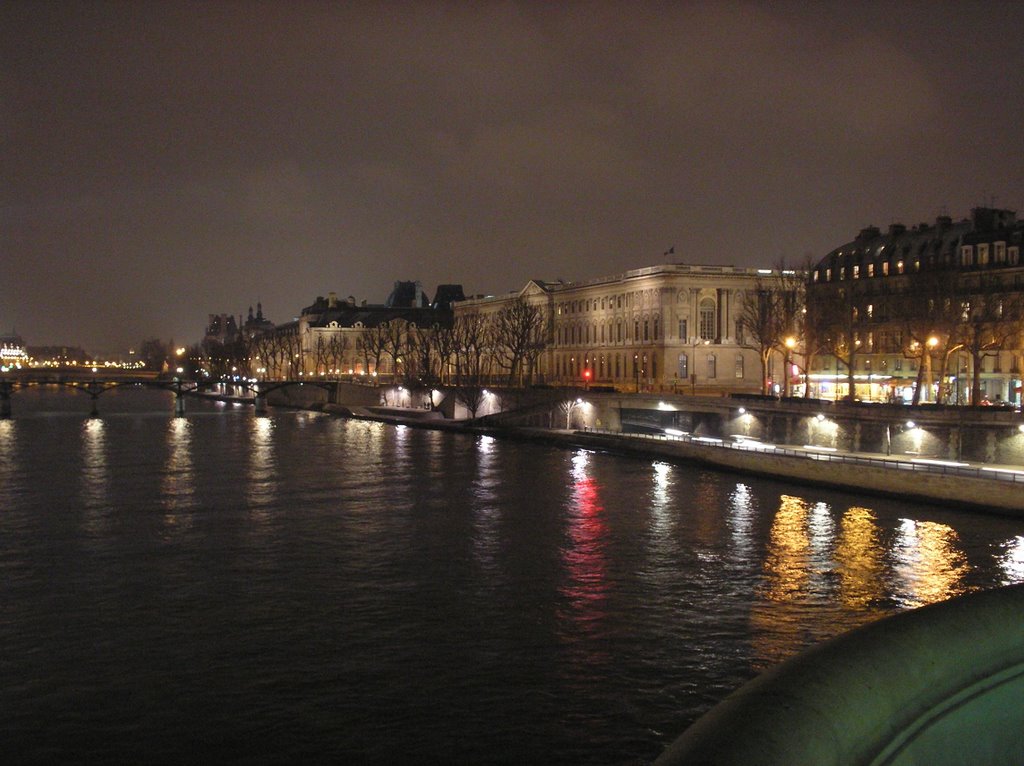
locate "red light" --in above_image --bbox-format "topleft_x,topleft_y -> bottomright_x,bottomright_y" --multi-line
583,370 -> 591,378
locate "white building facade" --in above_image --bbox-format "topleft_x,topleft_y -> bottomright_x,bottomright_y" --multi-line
456,263 -> 789,394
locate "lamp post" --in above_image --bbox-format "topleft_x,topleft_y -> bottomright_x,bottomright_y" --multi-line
784,336 -> 796,398
926,337 -> 938,400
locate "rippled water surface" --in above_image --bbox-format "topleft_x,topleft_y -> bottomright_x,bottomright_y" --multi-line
2,388 -> 1023,763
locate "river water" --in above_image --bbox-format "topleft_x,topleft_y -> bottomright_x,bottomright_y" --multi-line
2,388 -> 1023,764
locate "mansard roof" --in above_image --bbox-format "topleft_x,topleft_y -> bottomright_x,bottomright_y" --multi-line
813,208 -> 1021,279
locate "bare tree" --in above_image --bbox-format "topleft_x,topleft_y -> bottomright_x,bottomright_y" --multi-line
738,263 -> 805,395
326,334 -> 348,377
807,281 -> 858,399
432,323 -> 458,385
951,277 -> 1024,403
381,319 -> 410,381
738,282 -> 785,395
452,313 -> 493,417
360,323 -> 390,379
492,297 -> 547,386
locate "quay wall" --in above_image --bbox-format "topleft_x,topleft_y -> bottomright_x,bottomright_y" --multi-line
559,431 -> 1024,516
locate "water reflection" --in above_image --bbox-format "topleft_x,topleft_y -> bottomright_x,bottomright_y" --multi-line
650,462 -> 672,535
760,495 -> 814,603
559,450 -> 609,643
0,420 -> 17,505
247,417 -> 277,514
727,483 -> 755,559
998,536 -> 1024,584
892,519 -> 969,608
643,461 -> 681,580
162,418 -> 196,523
80,419 -> 108,509
471,435 -> 500,573
834,507 -> 885,610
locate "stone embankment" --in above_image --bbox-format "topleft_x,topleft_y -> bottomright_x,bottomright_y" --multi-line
318,405 -> 1024,516
263,382 -> 1024,515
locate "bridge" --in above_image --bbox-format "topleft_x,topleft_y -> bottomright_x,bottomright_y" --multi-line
0,372 -> 337,418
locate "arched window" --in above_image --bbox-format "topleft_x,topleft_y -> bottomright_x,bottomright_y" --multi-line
699,298 -> 716,340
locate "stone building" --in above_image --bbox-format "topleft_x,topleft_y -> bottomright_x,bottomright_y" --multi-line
455,263 -> 793,393
807,208 -> 1024,404
265,283 -> 464,380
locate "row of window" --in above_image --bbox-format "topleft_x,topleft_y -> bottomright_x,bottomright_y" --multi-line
554,299 -> 721,346
554,352 -> 745,381
556,290 -> 656,316
556,317 -> 661,346
815,242 -> 1022,283
961,243 -> 1020,267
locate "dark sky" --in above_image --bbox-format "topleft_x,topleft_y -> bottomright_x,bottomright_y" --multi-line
3,1 -> 1023,352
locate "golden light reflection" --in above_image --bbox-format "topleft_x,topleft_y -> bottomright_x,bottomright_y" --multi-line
834,507 -> 885,610
162,417 -> 195,521
0,420 -> 16,505
247,416 -> 276,515
471,435 -> 500,574
559,450 -> 609,650
892,519 -> 970,608
80,418 -> 108,509
997,536 -> 1024,585
760,494 -> 812,602
751,495 -> 843,669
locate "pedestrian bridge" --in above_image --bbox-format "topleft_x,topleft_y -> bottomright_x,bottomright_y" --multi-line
0,375 -> 335,417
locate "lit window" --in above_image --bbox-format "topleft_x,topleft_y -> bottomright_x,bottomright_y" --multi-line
867,263 -> 875,277
897,261 -> 905,274
699,298 -> 716,340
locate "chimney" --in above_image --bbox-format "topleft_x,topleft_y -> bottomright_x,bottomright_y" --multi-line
328,291 -> 338,308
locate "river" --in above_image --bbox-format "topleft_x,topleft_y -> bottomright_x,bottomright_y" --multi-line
1,387 -> 1022,764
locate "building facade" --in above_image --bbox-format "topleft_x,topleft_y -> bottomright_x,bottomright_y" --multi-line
262,283 -> 463,380
807,208 -> 1024,404
455,263 -> 794,394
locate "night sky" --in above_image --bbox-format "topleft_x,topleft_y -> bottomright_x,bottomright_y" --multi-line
3,1 -> 1023,352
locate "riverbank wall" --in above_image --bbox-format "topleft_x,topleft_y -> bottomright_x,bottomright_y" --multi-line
264,381 -> 1024,515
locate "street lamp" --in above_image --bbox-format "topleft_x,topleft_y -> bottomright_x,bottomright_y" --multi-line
784,336 -> 797,397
